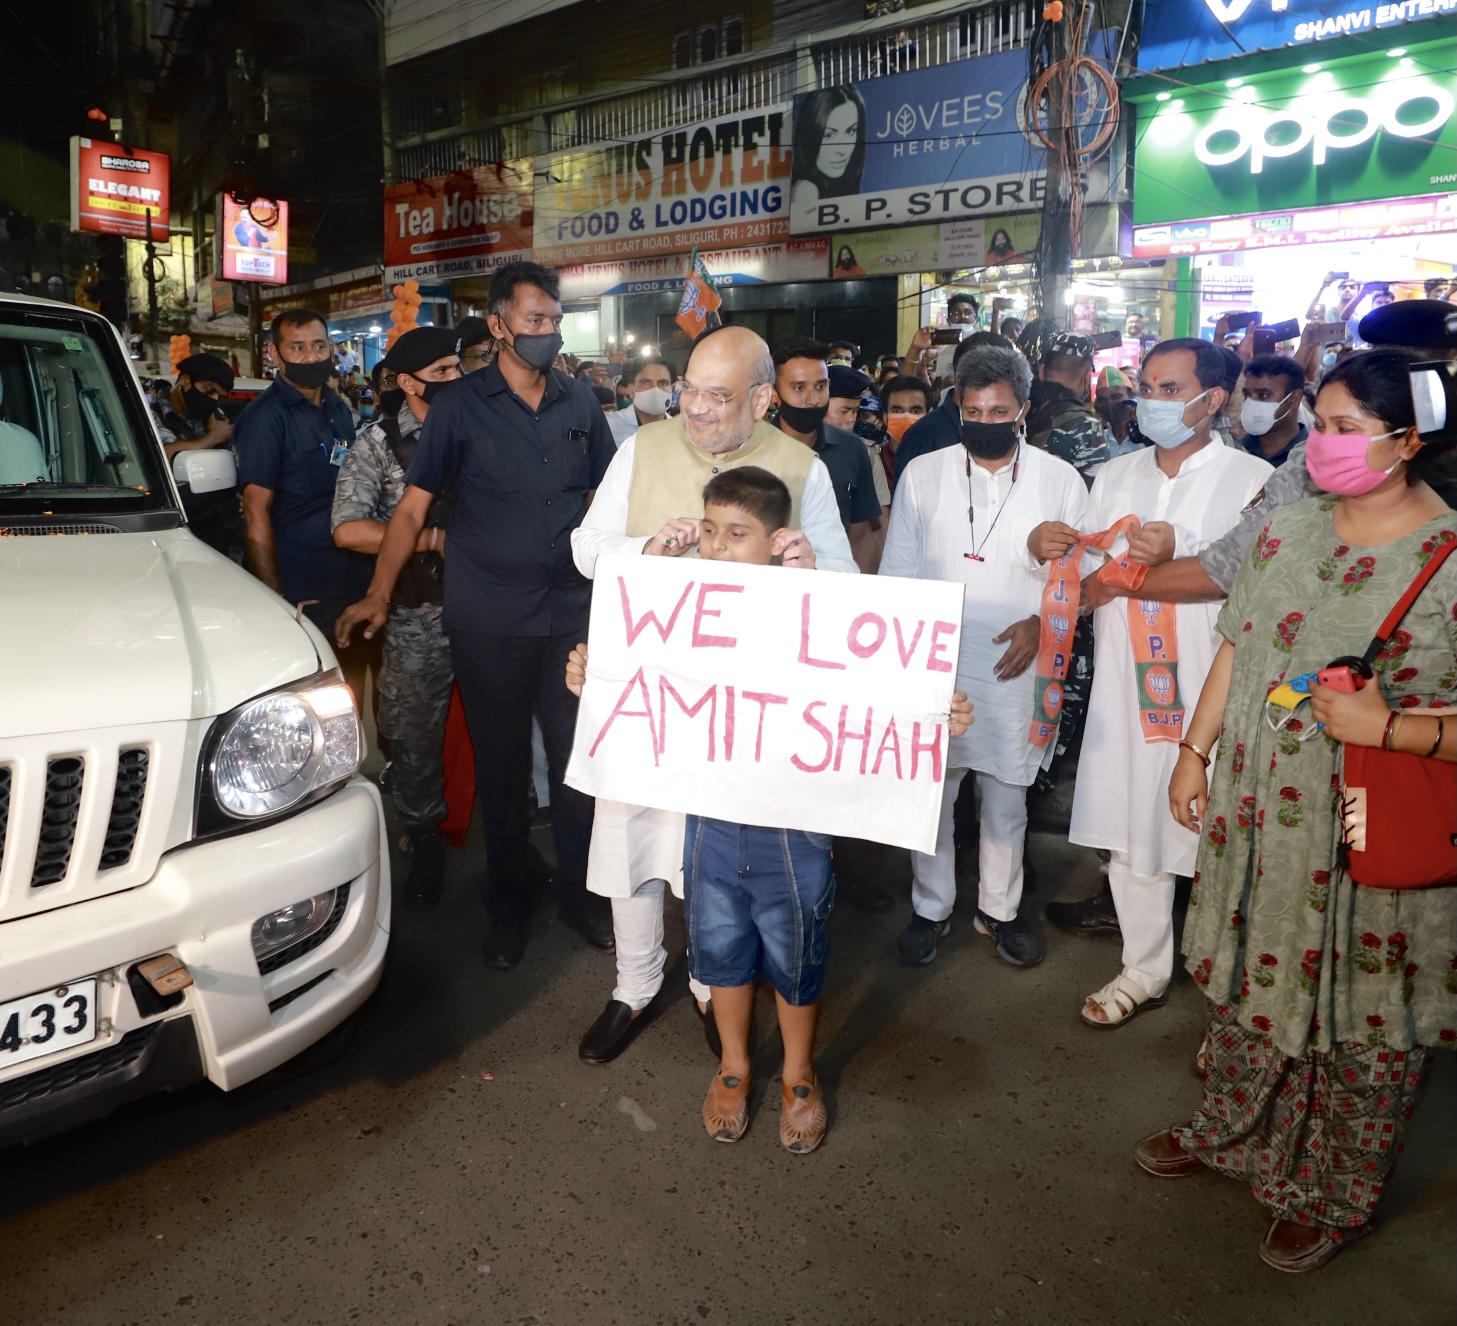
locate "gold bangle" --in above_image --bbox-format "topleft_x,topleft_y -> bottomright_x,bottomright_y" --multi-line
1179,738 -> 1211,767
1393,713 -> 1405,750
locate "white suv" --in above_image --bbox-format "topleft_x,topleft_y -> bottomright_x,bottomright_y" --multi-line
0,292 -> 390,1144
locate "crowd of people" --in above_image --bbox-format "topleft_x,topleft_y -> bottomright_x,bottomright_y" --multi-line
155,263 -> 1456,1272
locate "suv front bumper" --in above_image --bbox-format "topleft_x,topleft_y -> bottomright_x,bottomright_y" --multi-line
0,777 -> 389,1142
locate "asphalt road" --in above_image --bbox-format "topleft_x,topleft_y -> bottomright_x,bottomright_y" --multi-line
1,817 -> 1452,1326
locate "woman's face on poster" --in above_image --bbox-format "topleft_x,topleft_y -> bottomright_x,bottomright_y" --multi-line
817,101 -> 860,178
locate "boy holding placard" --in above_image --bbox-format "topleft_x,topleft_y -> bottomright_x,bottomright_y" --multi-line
568,467 -> 972,1154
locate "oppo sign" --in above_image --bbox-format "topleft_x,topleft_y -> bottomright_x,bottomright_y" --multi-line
1194,83 -> 1456,174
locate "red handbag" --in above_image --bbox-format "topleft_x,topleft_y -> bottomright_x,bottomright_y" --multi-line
1338,536 -> 1457,890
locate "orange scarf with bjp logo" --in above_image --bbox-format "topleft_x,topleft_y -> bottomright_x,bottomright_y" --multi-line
1029,516 -> 1184,747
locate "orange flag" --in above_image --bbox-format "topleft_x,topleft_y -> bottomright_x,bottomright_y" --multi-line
675,251 -> 722,338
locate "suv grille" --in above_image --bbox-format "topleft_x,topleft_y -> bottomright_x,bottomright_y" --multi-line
0,1025 -> 157,1111
32,757 -> 85,887
100,749 -> 149,869
0,767 -> 10,873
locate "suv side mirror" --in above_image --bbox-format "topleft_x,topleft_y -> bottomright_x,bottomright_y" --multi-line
174,448 -> 237,495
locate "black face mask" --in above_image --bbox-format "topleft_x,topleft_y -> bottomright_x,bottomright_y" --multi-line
502,329 -> 564,374
183,386 -> 220,421
378,388 -> 406,416
960,419 -> 1020,459
419,378 -> 456,406
854,418 -> 885,443
282,358 -> 335,390
777,400 -> 829,433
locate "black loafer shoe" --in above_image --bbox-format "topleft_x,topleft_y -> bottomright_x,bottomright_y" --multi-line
578,999 -> 640,1064
1045,884 -> 1122,937
400,825 -> 445,913
973,910 -> 1045,967
560,898 -> 616,951
482,916 -> 529,970
694,999 -> 723,1059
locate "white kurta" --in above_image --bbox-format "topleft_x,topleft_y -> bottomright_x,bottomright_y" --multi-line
880,442 -> 1089,787
1069,442 -> 1273,876
570,434 -> 859,898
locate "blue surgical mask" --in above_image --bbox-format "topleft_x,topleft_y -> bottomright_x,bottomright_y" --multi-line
1136,390 -> 1209,449
1321,350 -> 1339,369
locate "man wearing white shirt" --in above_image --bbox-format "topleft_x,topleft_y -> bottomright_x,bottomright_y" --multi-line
570,325 -> 857,1064
606,355 -> 675,447
1050,338 -> 1272,1027
881,345 -> 1089,968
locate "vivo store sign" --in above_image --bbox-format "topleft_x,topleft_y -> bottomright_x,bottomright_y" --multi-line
1196,81 -> 1454,173
1132,56 -> 1457,225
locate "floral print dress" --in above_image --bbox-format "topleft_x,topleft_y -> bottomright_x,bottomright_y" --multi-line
1182,497 -> 1457,1059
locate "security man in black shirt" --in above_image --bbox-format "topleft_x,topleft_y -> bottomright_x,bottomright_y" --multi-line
337,262 -> 617,969
152,353 -> 246,562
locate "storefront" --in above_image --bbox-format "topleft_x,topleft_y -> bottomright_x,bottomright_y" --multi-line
1126,9 -> 1457,344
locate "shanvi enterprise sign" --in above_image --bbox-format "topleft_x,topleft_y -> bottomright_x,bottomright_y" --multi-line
1130,47 -> 1456,228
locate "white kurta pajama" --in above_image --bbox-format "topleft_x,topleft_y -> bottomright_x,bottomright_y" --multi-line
881,442 -> 1090,924
571,432 -> 858,1009
1069,442 -> 1272,995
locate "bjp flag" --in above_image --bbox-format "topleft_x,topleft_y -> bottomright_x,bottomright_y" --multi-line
675,251 -> 721,338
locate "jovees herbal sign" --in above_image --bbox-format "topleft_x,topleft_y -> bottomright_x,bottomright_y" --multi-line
565,557 -> 965,854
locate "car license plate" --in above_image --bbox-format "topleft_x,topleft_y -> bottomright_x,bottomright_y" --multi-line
0,979 -> 99,1070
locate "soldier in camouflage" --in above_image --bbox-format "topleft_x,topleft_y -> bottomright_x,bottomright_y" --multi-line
332,327 -> 462,910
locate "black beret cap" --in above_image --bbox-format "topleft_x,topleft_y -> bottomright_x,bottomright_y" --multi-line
828,364 -> 872,399
1359,299 -> 1457,350
384,326 -> 463,376
176,353 -> 235,392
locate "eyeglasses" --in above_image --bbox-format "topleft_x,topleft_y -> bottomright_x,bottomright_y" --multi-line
678,381 -> 758,410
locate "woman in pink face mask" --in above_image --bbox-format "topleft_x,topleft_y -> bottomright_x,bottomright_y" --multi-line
1153,349 -> 1457,1273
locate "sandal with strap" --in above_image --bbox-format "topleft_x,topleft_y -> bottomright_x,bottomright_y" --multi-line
779,1077 -> 828,1155
1081,974 -> 1167,1029
702,1070 -> 752,1143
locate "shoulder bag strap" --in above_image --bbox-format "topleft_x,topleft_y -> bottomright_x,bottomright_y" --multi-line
1360,533 -> 1457,667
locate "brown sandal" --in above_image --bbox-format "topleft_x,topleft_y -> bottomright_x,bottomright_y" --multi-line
702,1070 -> 752,1142
779,1078 -> 827,1154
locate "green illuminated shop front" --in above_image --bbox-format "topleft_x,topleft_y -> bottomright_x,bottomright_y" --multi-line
1125,35 -> 1457,344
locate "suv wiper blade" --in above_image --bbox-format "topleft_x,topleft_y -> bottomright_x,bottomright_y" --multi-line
0,482 -> 144,492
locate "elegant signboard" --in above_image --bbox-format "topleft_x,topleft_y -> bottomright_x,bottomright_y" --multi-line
1137,0 -> 1457,73
69,138 -> 170,241
383,163 -> 534,285
565,556 -> 964,854
1132,192 -> 1457,258
557,239 -> 829,301
1130,53 -> 1457,225
534,108 -> 794,265
789,38 -> 1115,236
218,196 -> 290,284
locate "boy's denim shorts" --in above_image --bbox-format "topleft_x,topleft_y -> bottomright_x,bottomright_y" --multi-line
684,816 -> 836,1006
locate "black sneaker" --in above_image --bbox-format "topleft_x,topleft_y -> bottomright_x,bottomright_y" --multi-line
973,910 -> 1045,967
897,913 -> 951,966
400,825 -> 445,912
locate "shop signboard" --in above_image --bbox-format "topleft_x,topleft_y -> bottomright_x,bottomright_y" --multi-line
1137,0 -> 1457,74
218,196 -> 289,284
557,239 -> 829,301
534,108 -> 794,265
1131,52 -> 1457,226
830,207 -> 1117,277
69,138 -> 170,241
1132,191 -> 1457,258
383,164 -> 534,285
788,38 -> 1115,236
328,281 -> 392,319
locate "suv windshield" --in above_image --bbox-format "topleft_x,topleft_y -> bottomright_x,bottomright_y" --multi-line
0,303 -> 173,516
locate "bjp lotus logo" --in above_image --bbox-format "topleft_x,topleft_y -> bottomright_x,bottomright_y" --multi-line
1144,665 -> 1176,707
1043,681 -> 1065,718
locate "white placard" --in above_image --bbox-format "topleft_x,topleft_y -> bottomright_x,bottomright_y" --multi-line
566,556 -> 964,854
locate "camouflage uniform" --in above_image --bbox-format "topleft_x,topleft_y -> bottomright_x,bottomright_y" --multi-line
331,406 -> 452,828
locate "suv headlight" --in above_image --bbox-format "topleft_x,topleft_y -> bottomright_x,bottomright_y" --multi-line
204,674 -> 361,823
